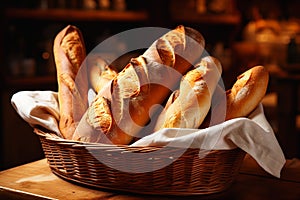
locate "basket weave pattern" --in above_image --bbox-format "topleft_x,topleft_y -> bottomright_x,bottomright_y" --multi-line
35,129 -> 245,195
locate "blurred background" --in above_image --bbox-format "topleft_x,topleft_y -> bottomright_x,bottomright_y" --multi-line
1,0 -> 300,170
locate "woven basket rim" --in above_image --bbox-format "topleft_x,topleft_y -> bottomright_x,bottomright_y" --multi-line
34,127 -> 242,151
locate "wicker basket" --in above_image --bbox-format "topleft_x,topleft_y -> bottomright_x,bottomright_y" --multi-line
34,128 -> 246,195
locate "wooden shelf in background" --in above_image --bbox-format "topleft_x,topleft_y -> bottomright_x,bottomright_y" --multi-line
4,8 -> 149,22
171,13 -> 241,25
5,75 -> 57,88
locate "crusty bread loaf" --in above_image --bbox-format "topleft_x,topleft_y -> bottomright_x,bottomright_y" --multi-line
225,65 -> 269,120
201,65 -> 269,128
53,25 -> 88,139
87,55 -> 118,94
73,25 -> 205,144
154,56 -> 222,131
143,25 -> 205,75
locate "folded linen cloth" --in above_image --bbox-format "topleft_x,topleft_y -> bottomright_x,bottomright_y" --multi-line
11,90 -> 285,178
132,103 -> 285,177
11,91 -> 62,137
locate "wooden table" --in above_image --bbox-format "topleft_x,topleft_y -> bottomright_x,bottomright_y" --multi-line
0,155 -> 300,200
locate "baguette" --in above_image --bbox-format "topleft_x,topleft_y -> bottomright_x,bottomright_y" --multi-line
154,56 -> 222,131
201,65 -> 269,128
73,25 -> 205,144
143,25 -> 205,74
53,25 -> 88,139
225,65 -> 269,120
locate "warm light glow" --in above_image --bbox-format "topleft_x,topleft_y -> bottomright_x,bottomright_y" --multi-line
42,52 -> 50,60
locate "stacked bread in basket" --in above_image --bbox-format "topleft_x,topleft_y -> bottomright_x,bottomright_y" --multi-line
54,25 -> 268,144
17,25 -> 279,195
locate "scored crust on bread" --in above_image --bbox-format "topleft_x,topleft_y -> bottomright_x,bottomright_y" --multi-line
73,95 -> 127,144
154,56 -> 222,131
143,25 -> 205,75
87,55 -> 118,94
73,25 -> 205,144
53,25 -> 88,139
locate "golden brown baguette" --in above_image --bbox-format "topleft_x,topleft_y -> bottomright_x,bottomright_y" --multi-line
87,55 -> 118,94
225,65 -> 269,120
143,25 -> 205,75
53,25 -> 88,139
201,65 -> 269,128
73,25 -> 205,144
154,56 -> 222,131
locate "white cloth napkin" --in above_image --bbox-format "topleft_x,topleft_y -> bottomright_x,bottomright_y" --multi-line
11,91 -> 62,137
11,90 -> 286,178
